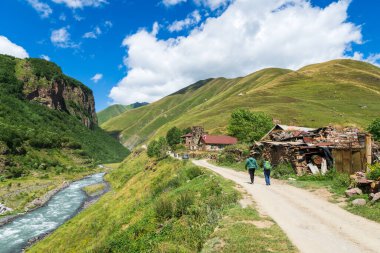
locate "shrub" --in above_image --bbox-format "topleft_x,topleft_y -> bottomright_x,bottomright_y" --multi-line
332,173 -> 351,189
185,166 -> 204,180
166,127 -> 182,148
147,137 -> 169,159
368,118 -> 380,141
368,163 -> 380,180
272,163 -> 295,179
155,196 -> 174,221
227,109 -> 274,143
175,191 -> 194,217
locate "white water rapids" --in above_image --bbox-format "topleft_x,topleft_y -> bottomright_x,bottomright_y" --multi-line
0,173 -> 105,253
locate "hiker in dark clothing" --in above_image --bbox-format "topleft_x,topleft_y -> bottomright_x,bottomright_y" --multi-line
245,152 -> 258,184
263,159 -> 272,186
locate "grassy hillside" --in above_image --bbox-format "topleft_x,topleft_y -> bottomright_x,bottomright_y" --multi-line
0,54 -> 129,179
29,152 -> 296,253
102,60 -> 380,148
97,102 -> 148,125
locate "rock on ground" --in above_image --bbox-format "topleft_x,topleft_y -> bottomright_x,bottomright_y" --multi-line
345,188 -> 363,197
352,199 -> 366,206
369,192 -> 380,203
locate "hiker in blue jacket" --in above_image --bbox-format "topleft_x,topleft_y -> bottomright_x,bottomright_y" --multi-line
245,152 -> 258,184
263,159 -> 272,186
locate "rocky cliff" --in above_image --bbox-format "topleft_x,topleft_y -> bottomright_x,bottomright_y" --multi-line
15,58 -> 97,128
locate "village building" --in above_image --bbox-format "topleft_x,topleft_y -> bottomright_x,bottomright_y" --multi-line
181,126 -> 237,151
253,124 -> 374,175
198,135 -> 238,151
181,126 -> 207,150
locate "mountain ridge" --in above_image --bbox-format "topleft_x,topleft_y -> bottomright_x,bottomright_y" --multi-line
101,59 -> 380,149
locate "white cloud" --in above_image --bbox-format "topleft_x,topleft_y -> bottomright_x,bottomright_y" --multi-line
51,0 -> 108,9
110,0 -> 363,105
104,20 -> 113,28
91,73 -> 103,83
168,10 -> 201,32
26,0 -> 53,18
0,36 -> 29,59
163,0 -> 187,7
50,27 -> 78,48
352,52 -> 380,66
73,13 -> 84,21
40,54 -> 50,61
163,0 -> 230,10
83,26 -> 102,39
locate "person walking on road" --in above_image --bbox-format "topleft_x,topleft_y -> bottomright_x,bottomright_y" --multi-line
245,152 -> 258,184
263,159 -> 272,186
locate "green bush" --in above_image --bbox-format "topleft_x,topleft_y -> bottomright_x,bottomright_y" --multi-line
368,118 -> 380,141
166,126 -> 182,148
175,191 -> 194,217
147,137 -> 169,159
272,163 -> 295,179
227,109 -> 274,143
185,166 -> 204,180
155,196 -> 174,221
368,163 -> 380,180
332,173 -> 351,189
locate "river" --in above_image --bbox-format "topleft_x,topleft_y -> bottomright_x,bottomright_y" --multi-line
0,173 -> 105,253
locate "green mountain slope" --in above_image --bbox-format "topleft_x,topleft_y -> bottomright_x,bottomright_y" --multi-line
0,54 -> 129,178
97,102 -> 148,125
102,59 -> 380,148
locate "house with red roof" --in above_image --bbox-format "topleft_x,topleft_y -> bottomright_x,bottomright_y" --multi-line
198,134 -> 238,151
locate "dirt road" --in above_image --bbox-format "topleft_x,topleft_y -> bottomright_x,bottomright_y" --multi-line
193,160 -> 380,253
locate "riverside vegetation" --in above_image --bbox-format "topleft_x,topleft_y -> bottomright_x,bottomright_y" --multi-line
0,54 -> 129,212
29,152 -> 296,253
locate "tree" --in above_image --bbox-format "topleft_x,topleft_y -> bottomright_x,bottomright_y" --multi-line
368,118 -> 380,141
166,127 -> 183,148
147,137 -> 169,158
227,109 -> 273,143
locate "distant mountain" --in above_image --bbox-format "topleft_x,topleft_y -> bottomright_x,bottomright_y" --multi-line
97,102 -> 148,125
101,59 -> 380,149
0,54 -> 129,178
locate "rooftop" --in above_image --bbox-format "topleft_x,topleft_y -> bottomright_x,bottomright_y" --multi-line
200,135 -> 238,145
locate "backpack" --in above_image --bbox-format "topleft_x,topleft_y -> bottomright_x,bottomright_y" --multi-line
264,161 -> 272,170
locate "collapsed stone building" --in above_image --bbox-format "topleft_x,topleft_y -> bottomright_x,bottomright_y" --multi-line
253,124 -> 376,175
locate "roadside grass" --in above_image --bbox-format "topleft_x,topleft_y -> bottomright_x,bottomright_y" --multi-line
28,152 -> 296,253
0,169 -> 98,214
202,205 -> 297,253
82,183 -> 105,196
284,172 -> 380,223
346,199 -> 380,223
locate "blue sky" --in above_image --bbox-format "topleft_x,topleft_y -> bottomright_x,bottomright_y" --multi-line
0,0 -> 379,111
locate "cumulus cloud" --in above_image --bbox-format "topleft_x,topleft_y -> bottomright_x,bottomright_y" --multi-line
40,54 -> 50,61
83,26 -> 102,39
0,36 -> 29,59
168,10 -> 201,32
110,0 -> 363,105
50,27 -> 78,48
51,0 -> 108,9
91,73 -> 103,83
26,0 -> 53,18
